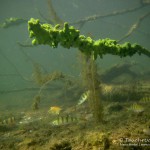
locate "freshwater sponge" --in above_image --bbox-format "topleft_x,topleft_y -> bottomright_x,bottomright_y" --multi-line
28,18 -> 150,59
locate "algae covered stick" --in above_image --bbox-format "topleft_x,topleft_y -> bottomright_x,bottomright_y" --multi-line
27,18 -> 150,59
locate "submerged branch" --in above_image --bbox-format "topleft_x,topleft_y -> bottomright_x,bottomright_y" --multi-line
47,0 -> 64,24
0,50 -> 30,81
71,4 -> 149,27
0,17 -> 27,28
118,11 -> 150,42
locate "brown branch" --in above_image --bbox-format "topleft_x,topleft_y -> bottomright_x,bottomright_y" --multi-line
118,11 -> 150,42
34,7 -> 54,24
0,50 -> 30,82
71,5 -> 147,26
18,43 -> 48,74
47,0 -> 63,24
34,0 -> 64,25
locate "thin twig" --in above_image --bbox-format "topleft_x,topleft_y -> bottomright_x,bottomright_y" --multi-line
47,0 -> 63,24
0,50 -> 30,81
118,11 -> 150,42
71,5 -> 148,27
18,44 -> 48,73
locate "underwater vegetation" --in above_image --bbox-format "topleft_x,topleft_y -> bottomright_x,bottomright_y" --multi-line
80,54 -> 103,123
28,18 -> 150,59
0,1 -> 150,149
0,117 -> 15,126
27,18 -> 150,124
0,17 -> 27,28
143,127 -> 150,136
31,63 -> 67,111
74,52 -> 104,123
32,63 -> 65,86
50,141 -> 72,150
32,95 -> 41,110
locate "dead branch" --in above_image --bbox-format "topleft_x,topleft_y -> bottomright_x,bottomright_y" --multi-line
0,50 -> 30,82
71,4 -> 148,26
47,0 -> 64,24
118,11 -> 150,42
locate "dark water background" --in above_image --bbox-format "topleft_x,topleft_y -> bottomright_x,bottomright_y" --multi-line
0,0 -> 150,110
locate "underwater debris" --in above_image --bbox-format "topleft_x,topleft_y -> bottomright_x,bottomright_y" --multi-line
48,106 -> 62,115
0,17 -> 27,28
0,117 -> 15,126
47,0 -> 64,25
77,90 -> 90,106
32,63 -> 65,85
101,84 -> 113,96
51,115 -> 78,126
129,103 -> 144,113
19,116 -> 32,125
32,95 -> 41,110
139,97 -> 150,104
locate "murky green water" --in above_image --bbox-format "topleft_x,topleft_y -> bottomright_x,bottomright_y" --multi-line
0,0 -> 150,149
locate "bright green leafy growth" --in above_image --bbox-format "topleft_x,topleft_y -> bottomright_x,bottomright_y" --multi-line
28,18 -> 150,59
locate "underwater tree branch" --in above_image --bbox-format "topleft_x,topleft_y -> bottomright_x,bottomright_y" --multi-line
28,18 -> 150,59
118,11 -> 150,42
0,50 -> 30,81
0,17 -> 27,28
71,3 -> 149,27
47,0 -> 64,25
33,0 -> 63,25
